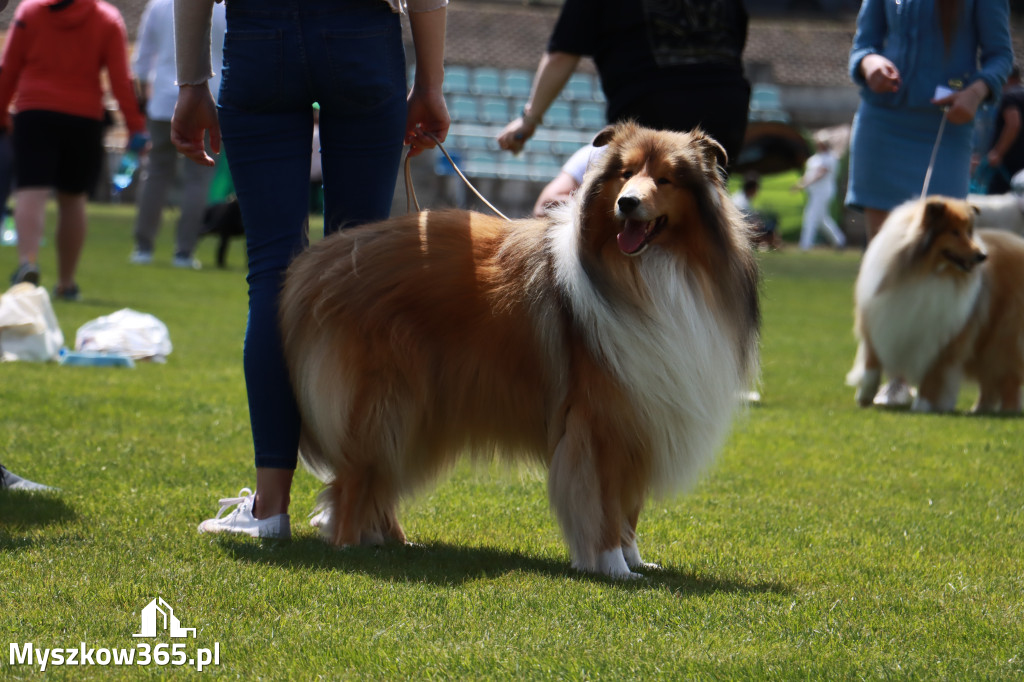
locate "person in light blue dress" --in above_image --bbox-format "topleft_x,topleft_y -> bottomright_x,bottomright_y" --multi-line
846,0 -> 1013,241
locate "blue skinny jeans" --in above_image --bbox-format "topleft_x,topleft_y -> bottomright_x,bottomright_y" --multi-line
217,0 -> 407,469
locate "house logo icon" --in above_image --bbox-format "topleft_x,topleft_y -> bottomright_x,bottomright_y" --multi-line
133,597 -> 196,638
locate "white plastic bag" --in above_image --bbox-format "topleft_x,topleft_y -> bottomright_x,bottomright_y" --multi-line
75,308 -> 172,362
0,283 -> 64,362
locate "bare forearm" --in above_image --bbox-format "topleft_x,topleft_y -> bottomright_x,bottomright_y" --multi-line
989,108 -> 1021,163
408,6 -> 446,92
523,51 -> 580,122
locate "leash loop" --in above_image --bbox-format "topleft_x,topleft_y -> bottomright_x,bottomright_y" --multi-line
404,130 -> 511,221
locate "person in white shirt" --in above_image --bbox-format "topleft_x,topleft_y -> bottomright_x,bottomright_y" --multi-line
129,0 -> 226,269
795,135 -> 846,251
532,143 -> 603,217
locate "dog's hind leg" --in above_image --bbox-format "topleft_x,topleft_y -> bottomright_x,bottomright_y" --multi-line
974,375 -> 1023,414
327,468 -> 371,547
360,478 -> 406,546
999,377 -> 1023,413
851,340 -> 882,407
973,376 -> 1003,413
915,364 -> 962,413
621,502 -> 659,572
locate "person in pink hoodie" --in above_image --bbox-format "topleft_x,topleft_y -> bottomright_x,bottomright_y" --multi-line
0,0 -> 147,300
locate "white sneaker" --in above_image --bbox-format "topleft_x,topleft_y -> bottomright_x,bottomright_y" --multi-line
0,465 -> 57,491
172,255 -> 202,270
874,379 -> 913,407
129,250 -> 153,265
197,488 -> 291,539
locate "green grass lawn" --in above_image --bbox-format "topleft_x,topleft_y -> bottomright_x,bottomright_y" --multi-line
2,203 -> 1021,679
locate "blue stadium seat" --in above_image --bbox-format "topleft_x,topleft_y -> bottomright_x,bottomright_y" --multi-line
471,67 -> 502,96
501,69 -> 533,98
529,154 -> 564,182
464,150 -> 501,179
550,137 -> 584,156
498,155 -> 529,180
545,102 -> 573,128
574,102 -> 605,130
479,97 -> 510,124
443,66 -> 471,94
449,96 -> 478,122
564,73 -> 595,101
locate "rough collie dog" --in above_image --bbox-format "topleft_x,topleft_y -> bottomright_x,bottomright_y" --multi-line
847,196 -> 1024,413
279,122 -> 760,579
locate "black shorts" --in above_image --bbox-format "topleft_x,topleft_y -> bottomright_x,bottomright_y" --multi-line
12,110 -> 105,194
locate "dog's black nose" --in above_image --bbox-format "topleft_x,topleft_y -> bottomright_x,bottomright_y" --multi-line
617,195 -> 640,214
975,252 -> 988,264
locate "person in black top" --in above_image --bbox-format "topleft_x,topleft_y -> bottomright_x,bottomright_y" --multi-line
497,0 -> 750,166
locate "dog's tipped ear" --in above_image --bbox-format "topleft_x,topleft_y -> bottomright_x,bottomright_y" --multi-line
690,129 -> 728,173
592,125 -> 618,148
922,197 -> 949,225
703,136 -> 729,172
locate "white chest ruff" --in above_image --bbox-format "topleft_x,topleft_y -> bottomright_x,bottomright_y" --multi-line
860,274 -> 982,383
552,220 -> 744,495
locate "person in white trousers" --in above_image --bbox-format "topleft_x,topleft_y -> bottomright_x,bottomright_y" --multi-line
795,135 -> 846,250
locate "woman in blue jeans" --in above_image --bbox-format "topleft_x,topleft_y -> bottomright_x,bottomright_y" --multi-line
171,0 -> 450,539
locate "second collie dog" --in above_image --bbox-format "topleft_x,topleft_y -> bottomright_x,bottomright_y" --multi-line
280,122 -> 760,578
847,196 -> 1024,413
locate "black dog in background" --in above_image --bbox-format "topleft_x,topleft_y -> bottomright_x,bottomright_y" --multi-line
201,198 -> 244,268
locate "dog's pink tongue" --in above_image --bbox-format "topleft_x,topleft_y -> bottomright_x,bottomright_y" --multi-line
617,219 -> 650,254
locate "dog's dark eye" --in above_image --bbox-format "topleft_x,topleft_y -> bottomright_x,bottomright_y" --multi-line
657,177 -> 671,186
622,170 -> 634,180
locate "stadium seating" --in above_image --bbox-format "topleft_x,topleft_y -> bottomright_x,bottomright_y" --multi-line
437,66 -> 607,183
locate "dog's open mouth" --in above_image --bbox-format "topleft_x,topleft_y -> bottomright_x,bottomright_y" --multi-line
942,249 -> 985,272
617,216 -> 667,256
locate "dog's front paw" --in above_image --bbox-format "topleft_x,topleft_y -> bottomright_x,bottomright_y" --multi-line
855,369 -> 882,407
595,548 -> 644,580
911,396 -> 937,412
621,544 -> 660,572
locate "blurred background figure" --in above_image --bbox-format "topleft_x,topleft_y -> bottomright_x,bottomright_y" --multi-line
982,64 -> 1024,195
531,142 -> 599,218
845,0 -> 1013,242
794,133 -> 846,250
732,171 -> 781,250
0,0 -> 148,300
129,0 -> 226,270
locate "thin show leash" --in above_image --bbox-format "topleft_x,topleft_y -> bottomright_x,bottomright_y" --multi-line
919,110 -> 948,200
404,130 -> 512,221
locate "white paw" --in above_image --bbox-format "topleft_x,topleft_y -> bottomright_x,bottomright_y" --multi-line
596,548 -> 643,579
911,397 -> 934,412
621,544 -> 659,572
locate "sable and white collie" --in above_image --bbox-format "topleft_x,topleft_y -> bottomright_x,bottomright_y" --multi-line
847,196 -> 1024,413
279,122 -> 760,579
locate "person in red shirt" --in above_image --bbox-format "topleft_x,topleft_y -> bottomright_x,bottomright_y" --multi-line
0,0 -> 147,300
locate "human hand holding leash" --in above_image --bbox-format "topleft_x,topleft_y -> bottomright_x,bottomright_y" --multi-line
932,80 -> 988,125
405,85 -> 449,158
